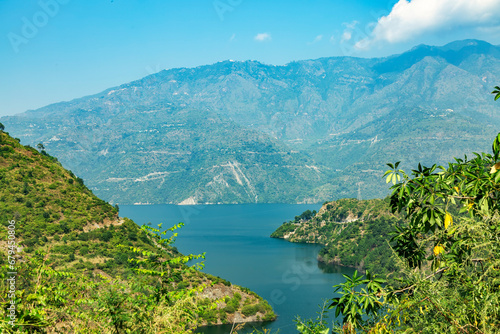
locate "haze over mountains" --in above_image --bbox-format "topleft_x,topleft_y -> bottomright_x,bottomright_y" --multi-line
3,39 -> 500,204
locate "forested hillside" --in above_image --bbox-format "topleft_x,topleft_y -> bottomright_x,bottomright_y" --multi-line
271,198 -> 402,276
0,128 -> 275,333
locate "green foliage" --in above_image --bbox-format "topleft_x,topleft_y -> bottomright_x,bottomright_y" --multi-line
271,199 -> 401,276
329,271 -> 385,331
0,222 -> 275,333
270,222 -> 297,238
0,130 -> 276,333
294,210 -> 317,222
125,223 -> 206,305
492,85 -> 500,101
295,302 -> 331,334
241,304 -> 259,317
0,132 -> 120,265
297,89 -> 500,334
324,135 -> 500,332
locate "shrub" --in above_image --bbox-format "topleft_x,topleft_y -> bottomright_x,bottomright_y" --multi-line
241,304 -> 258,317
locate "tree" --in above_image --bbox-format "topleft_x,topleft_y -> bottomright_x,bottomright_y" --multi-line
323,90 -> 500,333
0,122 -> 4,131
126,223 -> 206,304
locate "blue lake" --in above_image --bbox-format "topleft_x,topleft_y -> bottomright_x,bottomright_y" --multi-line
120,204 -> 355,333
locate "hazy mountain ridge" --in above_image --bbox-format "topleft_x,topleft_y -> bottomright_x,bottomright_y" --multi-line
3,39 -> 500,204
9,107 -> 325,204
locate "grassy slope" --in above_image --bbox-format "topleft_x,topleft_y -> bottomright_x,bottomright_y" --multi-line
0,130 -> 275,332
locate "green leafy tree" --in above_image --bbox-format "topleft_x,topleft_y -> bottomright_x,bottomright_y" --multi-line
126,223 -> 206,305
301,89 -> 500,334
329,271 -> 385,332
0,223 -> 211,333
375,132 -> 500,333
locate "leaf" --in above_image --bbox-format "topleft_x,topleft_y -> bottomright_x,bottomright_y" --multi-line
490,162 -> 500,174
495,171 -> 500,184
444,213 -> 453,229
433,244 -> 444,256
446,226 -> 457,236
492,133 -> 500,156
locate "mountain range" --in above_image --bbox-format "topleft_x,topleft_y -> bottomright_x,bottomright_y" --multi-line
3,39 -> 500,204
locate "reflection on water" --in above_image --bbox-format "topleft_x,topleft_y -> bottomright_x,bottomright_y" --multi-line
318,261 -> 355,274
120,204 -> 355,334
195,321 -> 273,334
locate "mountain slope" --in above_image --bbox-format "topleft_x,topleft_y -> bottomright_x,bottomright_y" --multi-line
3,39 -> 500,203
4,107 -> 327,204
0,129 -> 276,331
271,198 -> 402,276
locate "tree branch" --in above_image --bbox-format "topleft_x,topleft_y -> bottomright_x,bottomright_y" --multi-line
391,267 -> 448,295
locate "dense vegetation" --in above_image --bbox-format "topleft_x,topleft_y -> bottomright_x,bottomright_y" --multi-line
277,91 -> 500,333
0,129 -> 275,333
319,134 -> 500,333
271,198 -> 402,277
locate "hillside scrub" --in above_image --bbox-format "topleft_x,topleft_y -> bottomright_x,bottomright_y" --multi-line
0,130 -> 275,333
271,198 -> 402,277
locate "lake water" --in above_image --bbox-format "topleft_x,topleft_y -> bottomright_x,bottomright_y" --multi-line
120,204 -> 355,334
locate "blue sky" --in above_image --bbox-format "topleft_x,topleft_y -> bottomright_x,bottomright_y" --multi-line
1,0 -> 500,117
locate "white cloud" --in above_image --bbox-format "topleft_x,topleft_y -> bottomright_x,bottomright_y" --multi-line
313,35 -> 323,43
254,33 -> 272,42
308,35 -> 323,44
229,33 -> 236,42
357,0 -> 500,49
342,31 -> 352,42
341,21 -> 359,43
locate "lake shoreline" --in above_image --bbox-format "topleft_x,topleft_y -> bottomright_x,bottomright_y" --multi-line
120,203 -> 354,333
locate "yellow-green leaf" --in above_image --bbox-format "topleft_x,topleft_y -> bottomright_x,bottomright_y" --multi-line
444,213 -> 453,229
490,162 -> 500,174
433,244 -> 444,256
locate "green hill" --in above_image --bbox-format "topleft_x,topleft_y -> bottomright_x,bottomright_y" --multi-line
0,129 -> 275,333
271,198 -> 403,276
